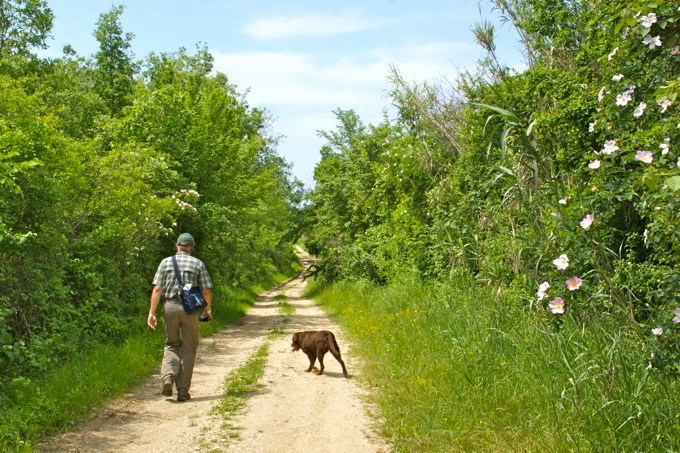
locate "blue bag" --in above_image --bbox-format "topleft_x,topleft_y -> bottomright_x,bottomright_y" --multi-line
171,256 -> 207,314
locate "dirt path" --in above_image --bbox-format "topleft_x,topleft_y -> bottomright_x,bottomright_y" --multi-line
38,252 -> 388,453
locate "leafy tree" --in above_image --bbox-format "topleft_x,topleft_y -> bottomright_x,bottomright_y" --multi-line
308,0 -> 679,323
92,4 -> 136,117
0,7 -> 301,384
0,0 -> 52,62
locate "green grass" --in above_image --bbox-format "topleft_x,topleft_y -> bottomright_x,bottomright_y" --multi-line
306,276 -> 680,452
211,343 -> 269,442
275,293 -> 296,315
0,332 -> 163,452
202,329 -> 283,450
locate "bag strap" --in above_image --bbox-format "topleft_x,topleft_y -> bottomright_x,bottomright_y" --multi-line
171,255 -> 183,286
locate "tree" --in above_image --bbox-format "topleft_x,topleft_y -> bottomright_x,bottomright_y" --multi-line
93,4 -> 136,117
0,0 -> 53,61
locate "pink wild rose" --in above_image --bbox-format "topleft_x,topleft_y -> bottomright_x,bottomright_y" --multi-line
566,276 -> 583,291
635,151 -> 653,163
549,297 -> 565,314
642,34 -> 662,49
580,214 -> 594,229
553,254 -> 569,270
602,140 -> 619,154
658,99 -> 672,113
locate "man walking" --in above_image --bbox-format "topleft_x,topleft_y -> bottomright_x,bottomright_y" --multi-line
148,233 -> 213,402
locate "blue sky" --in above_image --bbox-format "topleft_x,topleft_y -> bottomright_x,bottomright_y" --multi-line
41,0 -> 524,186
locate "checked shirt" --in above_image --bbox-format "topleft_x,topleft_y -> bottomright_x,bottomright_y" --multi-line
152,251 -> 213,301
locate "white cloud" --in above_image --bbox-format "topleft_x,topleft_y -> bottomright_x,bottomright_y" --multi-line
212,39 -> 480,185
245,11 -> 376,39
212,40 -> 473,106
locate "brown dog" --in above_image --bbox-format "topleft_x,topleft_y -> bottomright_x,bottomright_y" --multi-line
291,330 -> 349,378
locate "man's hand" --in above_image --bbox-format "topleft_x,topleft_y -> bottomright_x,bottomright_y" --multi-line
148,285 -> 162,330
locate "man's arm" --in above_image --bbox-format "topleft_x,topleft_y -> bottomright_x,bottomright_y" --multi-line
201,288 -> 212,317
147,285 -> 163,330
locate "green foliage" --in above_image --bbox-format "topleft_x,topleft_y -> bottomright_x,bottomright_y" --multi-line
305,1 -> 680,448
0,0 -> 53,62
92,4 -> 137,117
0,332 -> 162,451
308,0 -> 679,319
0,1 -> 302,429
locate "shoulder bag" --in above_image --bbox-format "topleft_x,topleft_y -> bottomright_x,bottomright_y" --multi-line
171,256 -> 208,314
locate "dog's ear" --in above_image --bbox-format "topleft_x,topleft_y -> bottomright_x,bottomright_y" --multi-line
292,332 -> 298,343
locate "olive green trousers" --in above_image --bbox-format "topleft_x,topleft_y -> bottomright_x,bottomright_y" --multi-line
161,299 -> 199,394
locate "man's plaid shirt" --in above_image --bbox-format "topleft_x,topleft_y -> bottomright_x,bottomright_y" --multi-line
152,251 -> 213,300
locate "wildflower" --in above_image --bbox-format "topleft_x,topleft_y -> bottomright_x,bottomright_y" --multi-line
643,228 -> 649,244
565,277 -> 582,291
580,214 -> 594,229
602,140 -> 619,154
672,46 -> 680,56
652,327 -> 663,336
598,86 -> 607,102
588,160 -> 601,169
660,138 -> 670,155
553,254 -> 569,270
558,197 -> 569,205
589,121 -> 597,132
612,74 -> 624,82
608,47 -> 619,60
658,99 -> 672,113
635,151 -> 654,163
633,102 -> 647,118
672,308 -> 680,323
639,13 -> 657,28
537,281 -> 550,300
549,297 -> 565,314
616,90 -> 632,106
642,34 -> 662,49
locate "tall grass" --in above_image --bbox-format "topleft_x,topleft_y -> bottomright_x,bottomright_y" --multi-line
307,276 -> 680,452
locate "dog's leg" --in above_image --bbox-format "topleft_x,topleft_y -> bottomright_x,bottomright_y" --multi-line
329,340 -> 349,378
317,351 -> 326,375
305,351 -> 317,373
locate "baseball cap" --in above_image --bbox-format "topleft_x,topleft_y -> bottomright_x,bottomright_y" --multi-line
176,233 -> 195,246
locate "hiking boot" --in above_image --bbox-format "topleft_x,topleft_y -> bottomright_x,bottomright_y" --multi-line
161,376 -> 174,397
177,392 -> 191,402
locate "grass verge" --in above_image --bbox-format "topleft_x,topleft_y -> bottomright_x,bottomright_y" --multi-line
305,276 -> 680,452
